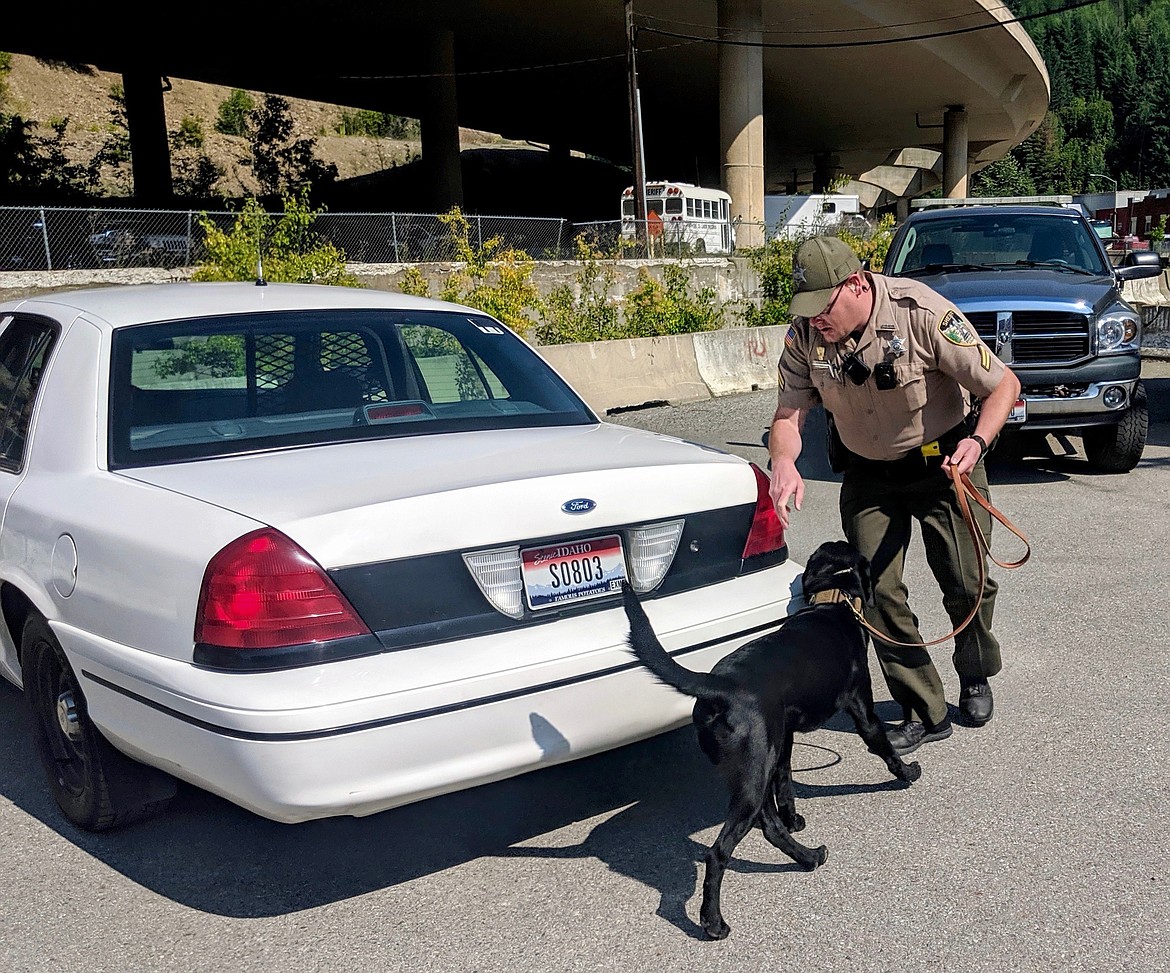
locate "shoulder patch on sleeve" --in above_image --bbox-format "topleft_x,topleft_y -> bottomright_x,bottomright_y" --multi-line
938,309 -> 979,346
784,323 -> 797,348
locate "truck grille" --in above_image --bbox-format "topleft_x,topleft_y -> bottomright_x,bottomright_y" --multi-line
965,311 -> 1091,366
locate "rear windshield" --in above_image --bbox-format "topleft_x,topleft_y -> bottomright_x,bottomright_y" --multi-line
109,308 -> 595,468
887,213 -> 1111,276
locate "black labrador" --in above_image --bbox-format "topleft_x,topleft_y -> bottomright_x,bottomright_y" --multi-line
621,540 -> 922,940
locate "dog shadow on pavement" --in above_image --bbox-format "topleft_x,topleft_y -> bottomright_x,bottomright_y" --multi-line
496,721 -> 915,939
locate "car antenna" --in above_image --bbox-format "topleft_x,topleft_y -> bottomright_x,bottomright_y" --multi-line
255,224 -> 267,286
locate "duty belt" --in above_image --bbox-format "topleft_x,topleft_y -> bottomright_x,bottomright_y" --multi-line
847,419 -> 972,479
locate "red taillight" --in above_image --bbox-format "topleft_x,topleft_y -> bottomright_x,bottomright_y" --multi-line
195,528 -> 370,650
742,463 -> 786,559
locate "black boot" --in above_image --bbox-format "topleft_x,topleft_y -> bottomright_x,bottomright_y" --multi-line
959,679 -> 994,727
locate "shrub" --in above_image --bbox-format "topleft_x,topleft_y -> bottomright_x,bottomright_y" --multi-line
839,213 -> 895,272
535,235 -> 622,344
624,264 -> 724,337
192,188 -> 360,286
215,89 -> 254,137
402,208 -> 544,338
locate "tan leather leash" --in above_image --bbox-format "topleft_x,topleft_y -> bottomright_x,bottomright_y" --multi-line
848,462 -> 1031,647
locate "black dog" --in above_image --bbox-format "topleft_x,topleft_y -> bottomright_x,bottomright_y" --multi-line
621,540 -> 921,940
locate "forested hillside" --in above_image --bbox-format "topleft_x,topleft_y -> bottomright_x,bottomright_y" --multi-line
976,0 -> 1170,194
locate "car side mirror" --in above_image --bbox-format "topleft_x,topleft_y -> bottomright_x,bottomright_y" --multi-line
1117,249 -> 1163,279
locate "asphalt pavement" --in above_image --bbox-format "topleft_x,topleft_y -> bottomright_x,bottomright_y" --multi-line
1,361 -> 1168,973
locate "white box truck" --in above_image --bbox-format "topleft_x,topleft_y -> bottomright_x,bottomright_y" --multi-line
764,194 -> 861,238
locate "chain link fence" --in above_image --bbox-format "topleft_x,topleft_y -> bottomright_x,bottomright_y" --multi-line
0,206 -> 672,271
3,206 -> 895,271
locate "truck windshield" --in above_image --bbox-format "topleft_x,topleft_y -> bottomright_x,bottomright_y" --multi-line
889,214 -> 1111,276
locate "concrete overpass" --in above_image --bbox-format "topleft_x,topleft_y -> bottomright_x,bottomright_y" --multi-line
12,1 -> 1048,238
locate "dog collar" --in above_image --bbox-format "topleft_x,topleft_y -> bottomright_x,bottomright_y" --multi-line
808,588 -> 863,614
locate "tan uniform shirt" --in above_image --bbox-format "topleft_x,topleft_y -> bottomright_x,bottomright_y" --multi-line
776,273 -> 1007,461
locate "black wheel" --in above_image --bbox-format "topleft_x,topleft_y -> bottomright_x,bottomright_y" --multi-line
694,238 -> 706,255
1082,381 -> 1148,473
23,615 -> 175,831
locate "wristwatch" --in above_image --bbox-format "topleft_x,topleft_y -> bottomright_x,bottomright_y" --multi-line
969,434 -> 988,458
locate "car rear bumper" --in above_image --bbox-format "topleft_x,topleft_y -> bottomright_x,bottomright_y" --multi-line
55,563 -> 802,822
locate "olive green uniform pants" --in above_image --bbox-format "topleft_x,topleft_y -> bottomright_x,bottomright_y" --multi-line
839,460 -> 1001,727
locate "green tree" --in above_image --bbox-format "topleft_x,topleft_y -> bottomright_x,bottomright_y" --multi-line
248,94 -> 337,198
335,110 -> 420,139
970,155 -> 1036,197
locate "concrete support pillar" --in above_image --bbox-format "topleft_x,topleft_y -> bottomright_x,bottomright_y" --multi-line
812,152 -> 839,193
718,0 -> 764,248
942,105 -> 969,199
421,29 -> 464,211
122,69 -> 173,202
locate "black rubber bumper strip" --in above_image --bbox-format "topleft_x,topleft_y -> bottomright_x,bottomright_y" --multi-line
79,614 -> 786,743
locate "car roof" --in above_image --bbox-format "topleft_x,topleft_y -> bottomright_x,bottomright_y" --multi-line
904,205 -> 1086,222
1,282 -> 481,331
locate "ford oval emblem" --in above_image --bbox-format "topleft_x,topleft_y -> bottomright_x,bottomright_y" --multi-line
561,498 -> 597,514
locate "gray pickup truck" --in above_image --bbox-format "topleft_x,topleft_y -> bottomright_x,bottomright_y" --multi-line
884,202 -> 1162,471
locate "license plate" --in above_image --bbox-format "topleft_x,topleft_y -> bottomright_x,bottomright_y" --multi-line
1007,397 -> 1027,423
521,534 -> 626,611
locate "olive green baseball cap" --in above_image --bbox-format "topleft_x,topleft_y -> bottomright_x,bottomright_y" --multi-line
790,236 -> 861,318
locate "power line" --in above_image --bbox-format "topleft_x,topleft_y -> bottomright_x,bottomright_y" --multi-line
340,0 -> 1100,82
636,0 -> 1105,49
635,1 -> 1019,37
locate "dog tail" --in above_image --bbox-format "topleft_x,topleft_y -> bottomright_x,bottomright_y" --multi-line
621,581 -> 732,700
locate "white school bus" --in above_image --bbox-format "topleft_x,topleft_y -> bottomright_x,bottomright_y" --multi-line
620,181 -> 736,254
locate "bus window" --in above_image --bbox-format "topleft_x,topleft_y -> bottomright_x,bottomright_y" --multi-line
666,197 -> 683,215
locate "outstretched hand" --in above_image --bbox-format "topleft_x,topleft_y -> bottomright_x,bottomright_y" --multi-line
769,460 -> 804,529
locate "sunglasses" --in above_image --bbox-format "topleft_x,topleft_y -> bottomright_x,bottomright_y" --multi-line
811,282 -> 846,322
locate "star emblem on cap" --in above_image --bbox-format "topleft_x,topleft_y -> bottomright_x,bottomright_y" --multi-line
792,263 -> 807,285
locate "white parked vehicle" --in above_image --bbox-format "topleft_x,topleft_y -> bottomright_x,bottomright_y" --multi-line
0,282 -> 802,830
621,182 -> 736,254
764,194 -> 861,239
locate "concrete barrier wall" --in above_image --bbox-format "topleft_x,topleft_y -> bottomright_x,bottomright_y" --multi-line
539,325 -> 783,414
539,333 -> 709,414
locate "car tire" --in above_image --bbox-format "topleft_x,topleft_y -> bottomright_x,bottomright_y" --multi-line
22,614 -> 176,831
1082,381 -> 1148,473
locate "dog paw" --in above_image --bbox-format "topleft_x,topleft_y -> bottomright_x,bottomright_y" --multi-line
703,919 -> 731,941
802,845 -> 829,871
788,813 -> 807,833
900,760 -> 922,783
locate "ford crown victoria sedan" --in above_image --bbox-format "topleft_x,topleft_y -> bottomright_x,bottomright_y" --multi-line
0,283 -> 802,830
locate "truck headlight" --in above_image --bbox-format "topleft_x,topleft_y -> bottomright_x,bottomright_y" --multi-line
1097,307 -> 1141,353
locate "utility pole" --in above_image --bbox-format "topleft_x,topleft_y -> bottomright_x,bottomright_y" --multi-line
625,0 -> 648,237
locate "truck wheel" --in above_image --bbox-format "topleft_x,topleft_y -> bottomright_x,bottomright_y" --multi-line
22,615 -> 176,831
1082,381 -> 1148,473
